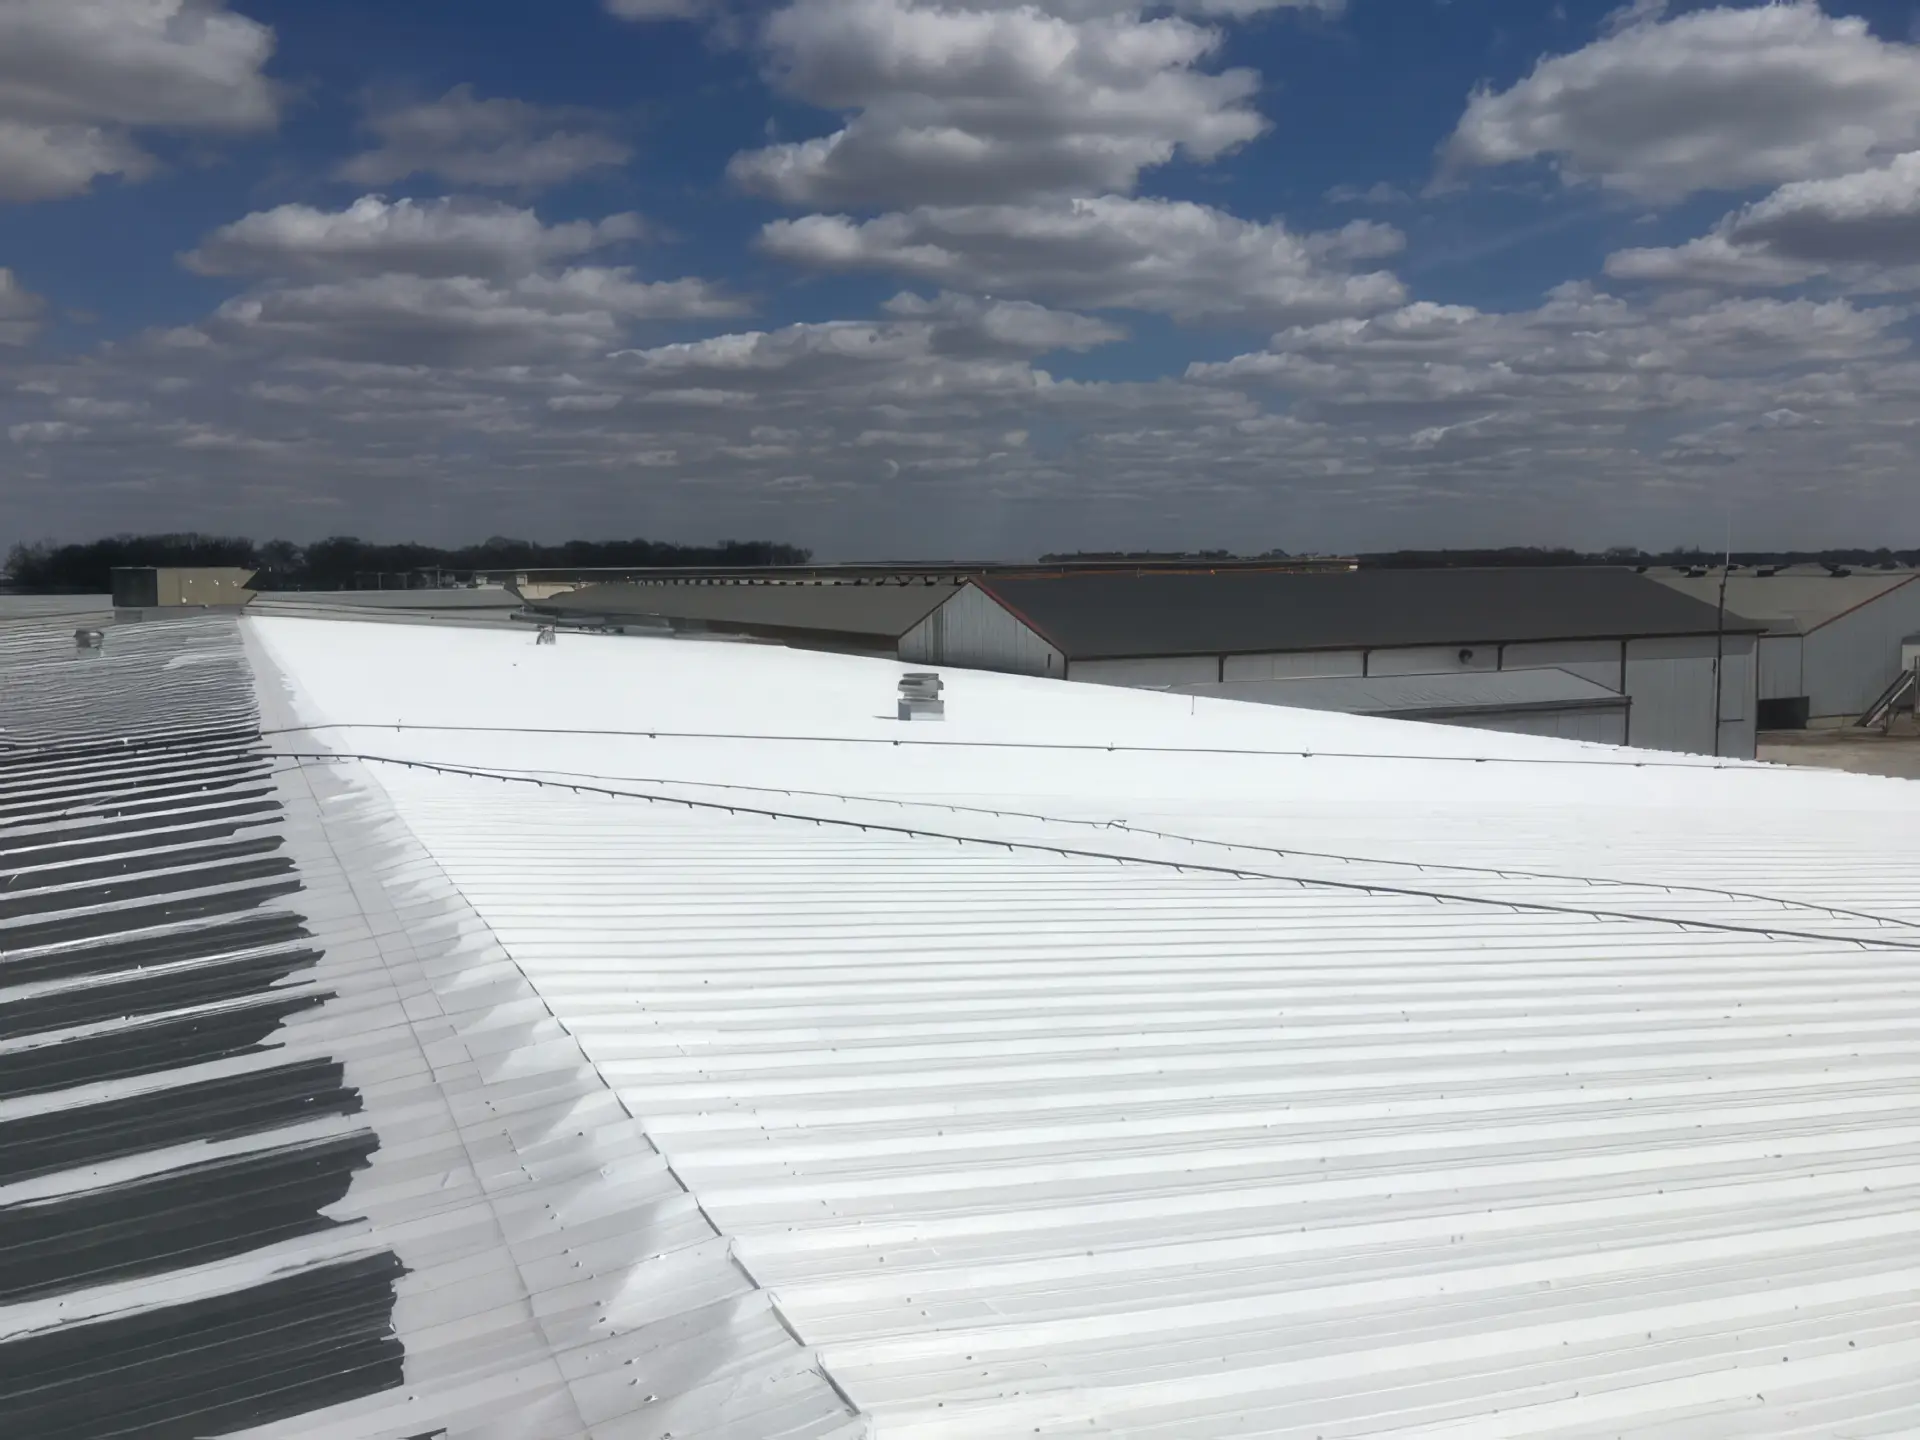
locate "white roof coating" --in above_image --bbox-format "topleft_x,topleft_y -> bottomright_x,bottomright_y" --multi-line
247,617 -> 1920,1439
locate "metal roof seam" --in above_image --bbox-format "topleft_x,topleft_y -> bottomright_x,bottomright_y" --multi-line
256,748 -> 1920,952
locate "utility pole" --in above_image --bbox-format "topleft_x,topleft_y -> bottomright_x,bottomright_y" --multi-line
1711,515 -> 1731,758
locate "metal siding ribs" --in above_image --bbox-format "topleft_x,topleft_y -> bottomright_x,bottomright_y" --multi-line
0,616 -> 405,1438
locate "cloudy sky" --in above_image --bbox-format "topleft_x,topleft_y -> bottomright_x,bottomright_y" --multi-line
5,0 -> 1920,558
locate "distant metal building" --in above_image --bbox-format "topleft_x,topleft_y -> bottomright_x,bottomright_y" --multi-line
110,566 -> 257,614
1649,566 -> 1920,726
526,579 -> 961,655
1170,668 -> 1631,744
901,568 -> 1763,756
510,556 -> 1358,599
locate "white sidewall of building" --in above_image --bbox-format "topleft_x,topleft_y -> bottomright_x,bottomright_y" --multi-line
1222,650 -> 1366,680
1802,579 -> 1920,719
1070,655 -> 1221,686
1621,634 -> 1756,756
1624,635 -> 1719,754
1499,639 -> 1625,689
1367,644 -> 1500,676
899,585 -> 1063,677
1757,634 -> 1804,701
1433,707 -> 1629,745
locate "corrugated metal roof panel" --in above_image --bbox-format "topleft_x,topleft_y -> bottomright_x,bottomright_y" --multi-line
245,616 -> 1920,1438
538,580 -> 956,646
976,568 -> 1763,660
0,615 -> 857,1440
1171,667 -> 1627,717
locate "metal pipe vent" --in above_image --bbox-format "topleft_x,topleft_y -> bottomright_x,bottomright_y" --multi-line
73,628 -> 104,656
898,671 -> 945,721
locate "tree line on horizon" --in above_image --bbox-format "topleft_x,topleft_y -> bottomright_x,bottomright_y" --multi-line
10,534 -> 1920,594
3,533 -> 815,593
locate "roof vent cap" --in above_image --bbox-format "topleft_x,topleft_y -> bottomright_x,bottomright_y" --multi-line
73,628 -> 103,655
898,671 -> 945,721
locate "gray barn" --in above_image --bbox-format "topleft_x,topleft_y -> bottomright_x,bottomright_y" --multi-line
900,568 -> 1763,756
1649,567 -> 1920,727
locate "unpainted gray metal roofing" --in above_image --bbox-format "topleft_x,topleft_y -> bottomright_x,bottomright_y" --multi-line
1170,666 -> 1629,718
0,615 -> 858,1439
538,579 -> 957,643
978,567 -> 1766,660
0,594 -> 113,622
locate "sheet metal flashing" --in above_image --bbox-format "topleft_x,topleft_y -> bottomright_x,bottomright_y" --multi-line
975,567 -> 1768,660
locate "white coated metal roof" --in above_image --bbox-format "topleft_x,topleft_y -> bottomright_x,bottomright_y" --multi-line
246,617 -> 1920,1438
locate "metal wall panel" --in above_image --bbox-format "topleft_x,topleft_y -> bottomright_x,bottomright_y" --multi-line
1624,635 -> 1719,754
1367,644 -> 1501,676
1499,639 -> 1625,689
1757,634 -> 1804,701
1437,707 -> 1629,745
898,583 -> 1063,677
1802,578 -> 1920,719
1221,650 -> 1366,680
1070,655 -> 1221,687
1717,634 -> 1757,759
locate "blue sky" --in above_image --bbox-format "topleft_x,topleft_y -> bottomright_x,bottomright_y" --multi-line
5,0 -> 1920,558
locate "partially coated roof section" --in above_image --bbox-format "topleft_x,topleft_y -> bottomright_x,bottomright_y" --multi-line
1648,566 -> 1918,635
979,565 -> 1764,659
1172,665 -> 1629,717
537,578 -> 957,646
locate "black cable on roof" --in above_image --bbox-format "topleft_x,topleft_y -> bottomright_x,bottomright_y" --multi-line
282,755 -> 1914,936
245,719 -> 1748,772
262,749 -> 1920,954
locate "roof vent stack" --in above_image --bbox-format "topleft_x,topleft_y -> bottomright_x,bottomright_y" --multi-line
898,671 -> 945,721
535,623 -> 557,646
73,628 -> 103,657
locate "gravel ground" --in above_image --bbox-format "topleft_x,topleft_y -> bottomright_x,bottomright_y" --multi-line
1758,720 -> 1920,779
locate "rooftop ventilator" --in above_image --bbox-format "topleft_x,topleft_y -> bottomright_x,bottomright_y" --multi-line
898,671 -> 944,721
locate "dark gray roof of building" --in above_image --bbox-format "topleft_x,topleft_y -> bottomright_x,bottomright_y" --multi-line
978,567 -> 1765,660
1171,667 -> 1630,718
538,579 -> 957,644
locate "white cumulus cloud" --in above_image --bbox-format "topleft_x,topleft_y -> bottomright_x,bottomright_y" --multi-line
761,196 -> 1406,322
1443,3 -> 1920,201
728,0 -> 1268,206
0,0 -> 279,201
1606,150 -> 1920,288
184,197 -> 647,280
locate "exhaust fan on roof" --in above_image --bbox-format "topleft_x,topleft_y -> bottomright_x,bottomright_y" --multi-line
898,671 -> 945,721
